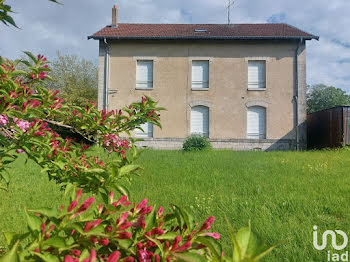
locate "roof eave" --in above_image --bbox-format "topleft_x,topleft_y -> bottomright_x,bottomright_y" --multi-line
88,35 -> 319,41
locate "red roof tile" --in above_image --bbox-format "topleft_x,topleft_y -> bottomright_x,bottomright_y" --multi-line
88,23 -> 318,40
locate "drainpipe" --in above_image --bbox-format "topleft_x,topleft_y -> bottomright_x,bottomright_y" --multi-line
294,38 -> 303,151
103,38 -> 110,110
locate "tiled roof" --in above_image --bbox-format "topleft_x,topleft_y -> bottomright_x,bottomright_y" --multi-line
88,23 -> 318,40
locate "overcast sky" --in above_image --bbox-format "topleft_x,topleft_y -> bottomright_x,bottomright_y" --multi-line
1,0 -> 350,91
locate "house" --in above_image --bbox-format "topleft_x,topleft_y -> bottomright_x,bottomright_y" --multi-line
88,5 -> 318,151
307,106 -> 350,149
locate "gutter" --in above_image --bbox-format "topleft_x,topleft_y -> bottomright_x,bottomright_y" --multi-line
88,35 -> 319,41
294,38 -> 303,151
103,38 -> 110,110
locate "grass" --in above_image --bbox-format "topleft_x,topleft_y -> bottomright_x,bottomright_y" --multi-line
2,149 -> 350,261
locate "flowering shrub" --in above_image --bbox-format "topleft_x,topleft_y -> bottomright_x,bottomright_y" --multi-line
1,190 -> 222,261
0,53 -> 164,193
0,53 -> 276,261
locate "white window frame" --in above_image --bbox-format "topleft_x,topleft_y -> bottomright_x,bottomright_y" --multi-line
247,106 -> 266,139
135,122 -> 153,138
136,60 -> 154,90
190,105 -> 209,138
248,60 -> 266,91
191,60 -> 210,90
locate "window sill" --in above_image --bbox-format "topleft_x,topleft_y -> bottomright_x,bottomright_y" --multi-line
247,88 -> 266,91
191,88 -> 209,91
136,87 -> 154,90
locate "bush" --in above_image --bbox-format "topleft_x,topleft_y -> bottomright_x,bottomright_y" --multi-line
183,136 -> 212,152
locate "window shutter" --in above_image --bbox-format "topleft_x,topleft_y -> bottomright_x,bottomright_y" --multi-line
247,107 -> 266,139
136,122 -> 153,138
248,61 -> 266,89
192,61 -> 209,89
137,61 -> 153,88
191,106 -> 209,137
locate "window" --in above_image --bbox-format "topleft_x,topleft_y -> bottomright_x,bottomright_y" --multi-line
247,106 -> 266,139
135,122 -> 153,138
136,60 -> 153,89
192,61 -> 209,89
248,61 -> 266,89
191,106 -> 209,137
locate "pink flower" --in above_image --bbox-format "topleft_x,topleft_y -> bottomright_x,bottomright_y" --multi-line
90,249 -> 96,262
118,222 -> 132,230
123,256 -> 134,262
67,200 -> 78,212
204,232 -> 221,240
98,238 -> 109,246
109,191 -> 114,203
64,255 -> 75,262
199,216 -> 215,231
106,251 -> 121,262
175,241 -> 192,252
157,206 -> 164,216
76,197 -> 95,213
151,227 -> 164,235
76,189 -> 82,201
41,223 -> 46,235
136,199 -> 148,211
15,119 -> 30,132
117,231 -> 132,239
112,195 -> 128,207
172,236 -> 182,250
0,114 -> 8,126
71,250 -> 81,257
105,225 -> 113,233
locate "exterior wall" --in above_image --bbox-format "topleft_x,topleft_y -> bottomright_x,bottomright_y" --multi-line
297,42 -> 307,149
98,41 -> 106,111
98,40 -> 306,150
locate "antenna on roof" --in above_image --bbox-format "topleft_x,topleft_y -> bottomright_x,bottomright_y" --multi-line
227,0 -> 235,24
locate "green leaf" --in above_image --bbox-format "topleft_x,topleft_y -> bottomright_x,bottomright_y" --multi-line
23,52 -> 38,63
173,252 -> 207,262
33,252 -> 60,262
25,209 -> 42,232
156,232 -> 179,240
0,241 -> 19,262
79,249 -> 90,262
3,232 -> 30,248
144,207 -> 157,231
114,184 -> 130,198
172,205 -> 195,232
145,236 -> 164,257
42,236 -> 67,249
118,164 -> 140,177
195,236 -> 222,261
0,170 -> 10,184
28,207 -> 57,218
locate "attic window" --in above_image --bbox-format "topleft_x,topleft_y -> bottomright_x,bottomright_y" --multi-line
194,29 -> 207,33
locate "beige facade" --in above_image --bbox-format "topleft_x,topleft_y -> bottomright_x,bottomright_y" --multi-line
98,39 -> 307,150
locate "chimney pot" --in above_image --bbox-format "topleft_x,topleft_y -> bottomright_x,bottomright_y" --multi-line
112,5 -> 118,27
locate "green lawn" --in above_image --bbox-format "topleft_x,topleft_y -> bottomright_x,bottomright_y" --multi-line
1,149 -> 350,261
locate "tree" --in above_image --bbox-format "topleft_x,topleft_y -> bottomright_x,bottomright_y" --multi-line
47,52 -> 98,106
0,0 -> 59,28
307,84 -> 350,114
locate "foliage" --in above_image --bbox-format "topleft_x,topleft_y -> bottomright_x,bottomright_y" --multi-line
307,84 -> 350,114
46,52 -> 98,107
183,136 -> 212,152
0,0 -> 59,28
1,189 -> 274,262
0,52 -> 164,194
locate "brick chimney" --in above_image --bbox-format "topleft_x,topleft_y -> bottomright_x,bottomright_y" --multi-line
112,5 -> 118,27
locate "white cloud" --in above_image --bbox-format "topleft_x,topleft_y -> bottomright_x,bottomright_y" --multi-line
1,0 -> 350,91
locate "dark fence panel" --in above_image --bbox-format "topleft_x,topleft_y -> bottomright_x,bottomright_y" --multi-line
307,107 -> 344,149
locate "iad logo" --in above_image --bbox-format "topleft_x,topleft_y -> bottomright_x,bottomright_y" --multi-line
313,225 -> 349,261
